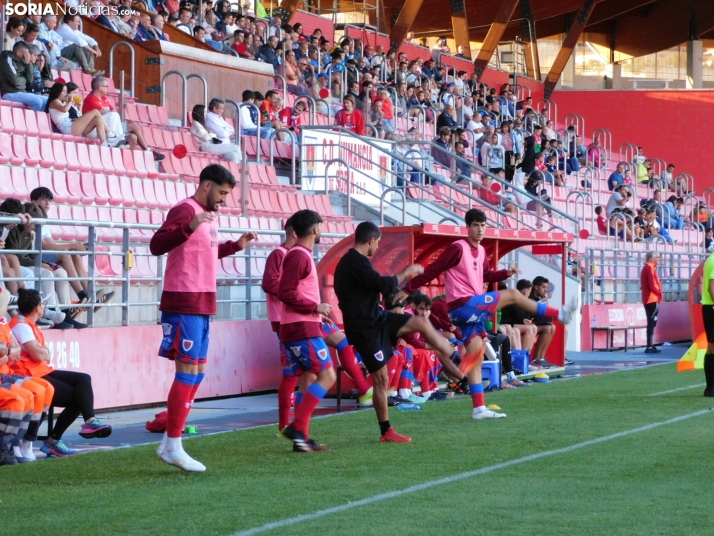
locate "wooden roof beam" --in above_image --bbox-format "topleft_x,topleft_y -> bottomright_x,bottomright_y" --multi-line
543,0 -> 597,98
451,0 -> 471,59
389,0 -> 426,52
473,0 -> 520,80
520,0 -> 541,80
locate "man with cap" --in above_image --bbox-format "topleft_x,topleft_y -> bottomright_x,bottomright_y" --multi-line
310,72 -> 332,115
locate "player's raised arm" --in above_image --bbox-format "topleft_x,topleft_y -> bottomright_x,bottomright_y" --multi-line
218,231 -> 257,259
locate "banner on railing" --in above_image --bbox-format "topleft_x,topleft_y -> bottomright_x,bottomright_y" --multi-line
301,130 -> 392,207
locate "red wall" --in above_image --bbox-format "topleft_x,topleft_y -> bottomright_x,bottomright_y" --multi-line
43,320 -> 280,411
550,90 -> 714,192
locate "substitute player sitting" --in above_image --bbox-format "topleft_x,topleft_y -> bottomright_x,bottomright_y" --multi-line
402,209 -> 576,419
278,210 -> 336,453
334,221 -> 463,443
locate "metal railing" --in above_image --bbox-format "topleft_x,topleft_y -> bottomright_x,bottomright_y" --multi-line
161,70 -> 188,126
0,216 -> 347,326
108,41 -> 136,97
583,247 -> 706,305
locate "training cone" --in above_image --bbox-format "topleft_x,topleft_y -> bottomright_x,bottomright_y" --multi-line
678,332 -> 707,372
534,373 -> 550,383
173,144 -> 188,159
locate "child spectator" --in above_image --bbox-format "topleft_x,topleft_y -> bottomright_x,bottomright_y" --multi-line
595,206 -> 608,235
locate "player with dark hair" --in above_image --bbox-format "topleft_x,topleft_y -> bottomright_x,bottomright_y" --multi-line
334,221 -> 463,442
402,208 -> 576,419
277,210 -> 336,452
150,164 -> 256,471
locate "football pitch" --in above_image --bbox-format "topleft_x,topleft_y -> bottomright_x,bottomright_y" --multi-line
3,363 -> 713,536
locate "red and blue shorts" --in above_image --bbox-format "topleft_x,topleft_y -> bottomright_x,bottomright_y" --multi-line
447,292 -> 501,344
321,321 -> 340,339
281,337 -> 334,376
159,312 -> 210,365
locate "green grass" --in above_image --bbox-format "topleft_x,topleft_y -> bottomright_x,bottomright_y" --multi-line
3,364 -> 714,536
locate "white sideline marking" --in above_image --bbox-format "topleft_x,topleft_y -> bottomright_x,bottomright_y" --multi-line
231,409 -> 711,536
648,384 -> 706,397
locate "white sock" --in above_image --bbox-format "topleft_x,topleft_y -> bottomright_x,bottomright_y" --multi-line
165,437 -> 184,454
13,446 -> 22,457
421,391 -> 433,399
507,371 -> 517,381
474,405 -> 487,412
558,309 -> 565,322
398,389 -> 411,399
157,432 -> 168,454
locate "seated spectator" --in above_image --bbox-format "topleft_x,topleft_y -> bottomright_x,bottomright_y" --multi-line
662,196 -> 685,230
643,208 -> 673,244
376,88 -> 396,132
280,49 -> 309,97
595,205 -> 608,234
637,158 -> 653,184
114,8 -> 136,38
260,90 -> 289,141
633,208 -> 647,239
527,276 -> 557,368
706,227 -> 714,253
83,77 -> 164,160
608,208 -> 633,241
56,14 -> 103,75
205,97 -> 236,143
30,188 -> 115,317
38,14 -> 77,72
544,154 -> 567,187
257,35 -> 280,73
46,81 -> 112,145
453,141 -> 472,183
175,8 -> 193,34
4,17 -> 24,51
478,173 -> 501,206
660,163 -> 676,189
431,126 -> 452,169
27,48 -> 53,96
334,95 -> 364,136
238,90 -> 273,138
605,185 -> 629,216
11,289 -> 112,457
365,98 -> 384,138
310,73 -> 333,115
436,103 -> 458,130
643,188 -> 664,218
190,104 -> 241,163
524,170 -> 553,225
0,42 -> 48,112
3,200 -> 86,329
608,163 -> 625,191
278,100 -> 307,136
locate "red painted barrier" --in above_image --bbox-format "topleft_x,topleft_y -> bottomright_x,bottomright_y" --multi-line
290,10 -> 335,43
43,320 -> 280,410
581,302 -> 691,351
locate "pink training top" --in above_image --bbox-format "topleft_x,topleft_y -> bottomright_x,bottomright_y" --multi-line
163,197 -> 218,295
444,239 -> 484,304
264,245 -> 288,325
280,246 -> 321,326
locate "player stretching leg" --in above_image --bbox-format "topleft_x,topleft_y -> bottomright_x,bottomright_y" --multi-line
402,209 -> 577,419
334,222 -> 462,442
150,165 -> 256,471
278,210 -> 336,452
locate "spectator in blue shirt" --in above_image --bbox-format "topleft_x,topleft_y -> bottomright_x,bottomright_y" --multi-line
608,163 -> 625,191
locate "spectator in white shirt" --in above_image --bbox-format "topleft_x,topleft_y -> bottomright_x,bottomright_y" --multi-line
190,104 -> 241,163
39,15 -> 77,71
238,90 -> 274,138
176,8 -> 193,34
205,98 -> 235,143
56,14 -> 102,75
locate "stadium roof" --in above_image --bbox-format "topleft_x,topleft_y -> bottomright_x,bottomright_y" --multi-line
380,0 -> 714,58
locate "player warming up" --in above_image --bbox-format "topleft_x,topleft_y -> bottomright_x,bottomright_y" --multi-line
262,218 -> 373,434
150,164 -> 256,471
402,208 -> 577,419
277,210 -> 336,452
334,222 -> 463,442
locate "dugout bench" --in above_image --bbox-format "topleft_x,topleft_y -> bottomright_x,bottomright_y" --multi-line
591,325 -> 647,352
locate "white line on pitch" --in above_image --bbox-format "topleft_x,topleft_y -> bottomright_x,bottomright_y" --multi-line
648,384 -> 707,396
230,409 -> 711,536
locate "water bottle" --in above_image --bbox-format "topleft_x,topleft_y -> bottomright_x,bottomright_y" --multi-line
593,315 -> 598,327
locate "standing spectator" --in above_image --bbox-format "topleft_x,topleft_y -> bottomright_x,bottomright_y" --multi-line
431,36 -> 450,61
483,133 -> 505,173
333,95 -> 364,136
190,104 -> 241,163
641,252 -> 662,354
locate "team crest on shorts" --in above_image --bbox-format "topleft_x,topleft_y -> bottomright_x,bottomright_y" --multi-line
162,323 -> 172,336
317,349 -> 328,361
484,295 -> 494,303
182,339 -> 194,352
374,350 -> 384,362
